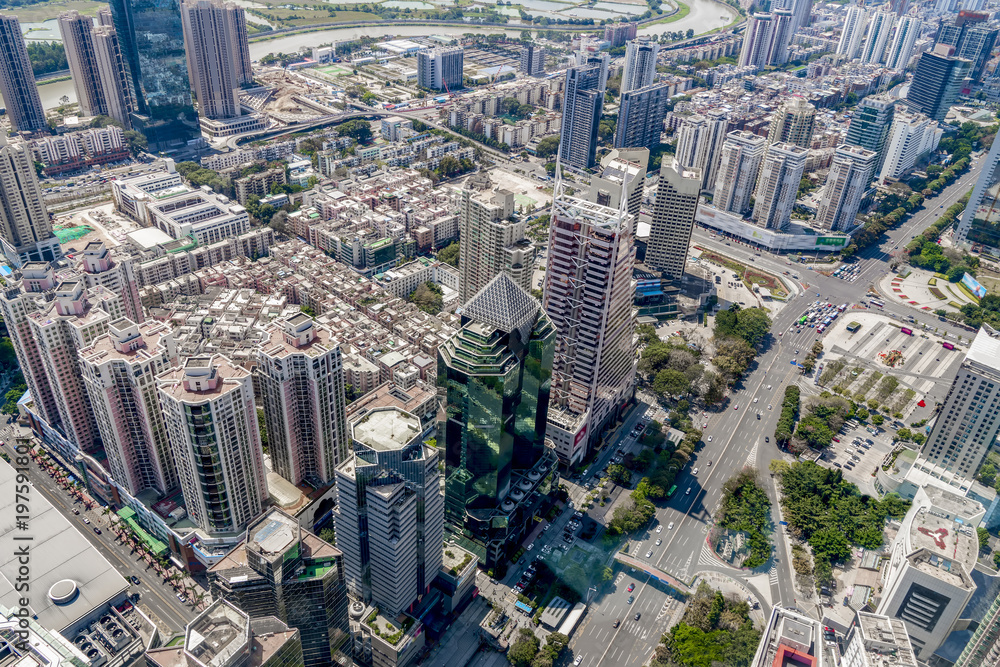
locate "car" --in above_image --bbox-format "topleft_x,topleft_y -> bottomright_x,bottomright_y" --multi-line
645,550 -> 653,558
734,404 -> 739,410
73,508 -> 80,515
656,525 -> 663,533
83,518 -> 90,524
526,543 -> 534,551
756,413 -> 760,420
832,437 -> 840,443
707,435 -> 713,442
634,613 -> 641,621
667,522 -> 674,530
768,404 -> 772,410
795,350 -> 800,355
177,593 -> 187,602
656,538 -> 662,546
692,467 -> 699,475
703,422 -> 708,428
130,574 -> 141,585
753,398 -> 758,403
613,619 -> 620,628
543,524 -> 550,532
834,462 -> 842,467
707,460 -> 712,466
686,487 -> 692,495
627,595 -> 635,604
765,436 -> 770,443
627,583 -> 635,592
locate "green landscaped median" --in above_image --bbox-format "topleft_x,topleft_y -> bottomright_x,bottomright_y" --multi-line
117,507 -> 169,556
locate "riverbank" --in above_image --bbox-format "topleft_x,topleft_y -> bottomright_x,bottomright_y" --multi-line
38,74 -> 71,86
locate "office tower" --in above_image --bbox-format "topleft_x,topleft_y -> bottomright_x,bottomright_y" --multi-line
815,145 -> 876,232
906,47 -> 972,121
208,510 -> 350,667
158,355 -> 267,535
714,130 -> 768,216
256,314 -> 349,486
417,47 -> 463,92
954,592 -> 1000,667
957,129 -> 1000,249
519,43 -> 544,77
614,82 -> 669,150
621,38 -> 659,93
457,179 -> 535,304
768,8 -> 794,66
767,98 -> 816,148
30,281 -> 119,453
92,25 -> 136,128
753,142 -> 807,230
886,15 -> 921,70
77,240 -> 143,323
845,95 -> 895,171
146,600 -> 307,667
876,486 -> 980,661
439,274 -> 555,568
0,135 -> 61,267
739,13 -> 774,68
334,407 -> 443,616
80,319 -> 179,497
750,607 -> 829,667
108,0 -> 200,150
0,16 -> 46,133
543,171 -> 638,463
604,21 -> 637,47
860,10 -> 894,64
0,264 -> 62,429
918,325 -> 1000,479
837,4 -> 867,59
936,15 -> 998,81
646,159 -> 701,280
59,12 -> 107,118
559,63 -> 605,170
181,0 -> 247,120
675,109 -> 729,190
842,612 -> 917,667
878,109 -> 941,183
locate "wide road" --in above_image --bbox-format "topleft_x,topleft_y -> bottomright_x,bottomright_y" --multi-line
0,431 -> 197,634
581,151 -> 989,649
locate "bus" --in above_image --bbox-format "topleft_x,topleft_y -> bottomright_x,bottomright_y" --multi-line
942,342 -> 955,350
870,300 -> 884,308
798,316 -> 808,325
666,484 -> 678,498
900,327 -> 913,335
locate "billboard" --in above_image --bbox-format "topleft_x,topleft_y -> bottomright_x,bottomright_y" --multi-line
816,236 -> 847,247
962,272 -> 987,299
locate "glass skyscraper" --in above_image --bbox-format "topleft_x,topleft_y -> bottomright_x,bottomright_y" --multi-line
108,0 -> 200,150
439,273 -> 556,571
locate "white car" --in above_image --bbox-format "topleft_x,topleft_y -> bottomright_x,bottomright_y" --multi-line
526,543 -> 534,551
656,525 -> 663,533
667,522 -> 674,530
753,397 -> 758,403
645,550 -> 653,558
767,385 -> 772,390
574,658 -> 583,666
655,538 -> 662,546
692,468 -> 700,475
707,435 -> 713,442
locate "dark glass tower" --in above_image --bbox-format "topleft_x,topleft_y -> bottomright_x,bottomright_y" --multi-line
844,94 -> 895,173
107,0 -> 200,150
906,49 -> 972,122
439,273 -> 556,572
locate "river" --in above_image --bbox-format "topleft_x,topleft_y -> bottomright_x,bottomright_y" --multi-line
36,0 -> 737,110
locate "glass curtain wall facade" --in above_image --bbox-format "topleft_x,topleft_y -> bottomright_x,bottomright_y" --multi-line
108,0 -> 200,150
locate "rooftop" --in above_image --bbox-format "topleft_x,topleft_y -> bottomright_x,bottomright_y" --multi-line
157,356 -> 250,403
185,601 -> 249,667
352,407 -> 422,451
965,323 -> 1000,371
852,612 -> 917,667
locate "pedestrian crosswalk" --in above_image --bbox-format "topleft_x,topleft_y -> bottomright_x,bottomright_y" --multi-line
768,564 -> 779,587
698,544 -> 718,567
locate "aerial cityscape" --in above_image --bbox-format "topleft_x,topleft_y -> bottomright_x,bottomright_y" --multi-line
1,0 -> 1000,666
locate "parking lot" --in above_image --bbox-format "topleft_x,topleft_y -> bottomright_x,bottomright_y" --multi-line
821,420 -> 897,493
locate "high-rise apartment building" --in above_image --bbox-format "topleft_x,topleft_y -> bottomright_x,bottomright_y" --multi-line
646,159 -> 701,280
457,179 -> 534,304
936,14 -> 998,81
108,0 -> 200,150
604,21 -> 637,47
92,24 -> 136,128
859,10 -> 894,64
256,314 -> 349,487
768,8 -> 795,66
78,240 -> 144,323
675,109 -> 729,190
753,142 -> 807,230
844,95 -> 895,172
30,281 -> 120,454
334,407 -> 443,616
886,15 -> 921,70
0,135 -> 61,267
208,509 -> 350,667
919,324 -> 1000,479
417,47 -> 463,92
740,13 -> 773,68
767,98 -> 816,147
815,145 -> 876,232
543,170 -> 638,461
59,12 -> 107,119
181,0 -> 247,120
439,274 -> 555,567
842,612 -> 917,667
158,355 -> 268,535
519,43 -> 545,76
621,38 -> 659,93
0,16 -> 46,133
559,63 -> 605,170
80,318 -> 179,497
713,130 -> 767,216
837,4 -> 867,59
613,82 -> 670,150
954,591 -> 1000,667
589,148 -> 647,228
878,109 -> 942,183
957,128 -> 1000,250
906,46 -> 972,122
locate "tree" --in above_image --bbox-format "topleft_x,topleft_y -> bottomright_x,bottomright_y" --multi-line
437,241 -> 459,267
808,527 -> 851,563
978,527 -> 991,551
653,368 -> 690,397
607,464 -> 631,485
124,130 -> 148,156
26,41 -> 68,77
408,281 -> 444,313
536,135 -> 560,158
337,118 -> 373,143
508,628 -> 540,667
